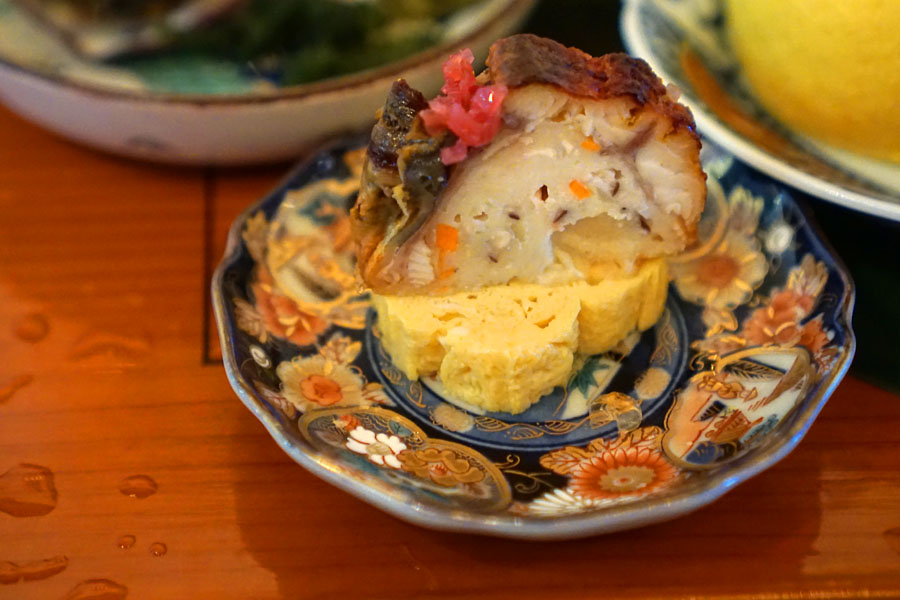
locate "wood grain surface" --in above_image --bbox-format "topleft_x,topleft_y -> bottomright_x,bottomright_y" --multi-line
1,100 -> 899,600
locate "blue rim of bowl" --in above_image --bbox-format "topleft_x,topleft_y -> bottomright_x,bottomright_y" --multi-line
620,0 -> 900,223
211,138 -> 856,540
0,0 -> 535,105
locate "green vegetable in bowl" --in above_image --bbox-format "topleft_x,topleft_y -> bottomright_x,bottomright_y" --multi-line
12,0 -> 482,88
124,0 -> 481,86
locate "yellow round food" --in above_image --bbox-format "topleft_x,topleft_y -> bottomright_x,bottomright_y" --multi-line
725,0 -> 900,163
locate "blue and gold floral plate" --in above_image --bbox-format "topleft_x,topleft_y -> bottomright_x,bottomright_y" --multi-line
212,137 -> 855,539
621,0 -> 900,222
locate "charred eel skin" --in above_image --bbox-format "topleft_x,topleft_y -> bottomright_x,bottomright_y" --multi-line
352,79 -> 450,286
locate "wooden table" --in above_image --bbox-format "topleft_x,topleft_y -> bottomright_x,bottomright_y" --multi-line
2,58 -> 900,600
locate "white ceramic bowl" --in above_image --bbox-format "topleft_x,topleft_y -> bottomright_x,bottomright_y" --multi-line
0,0 -> 535,165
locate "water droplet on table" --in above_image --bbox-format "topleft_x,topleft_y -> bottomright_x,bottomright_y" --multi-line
67,331 -> 151,368
149,542 -> 167,557
22,555 -> 68,582
13,313 -> 50,343
117,535 -> 136,550
0,464 -> 57,517
0,374 -> 33,405
61,578 -> 128,600
615,407 -> 643,432
118,475 -> 157,499
885,527 -> 900,556
0,561 -> 19,584
0,555 -> 69,583
590,391 -> 642,430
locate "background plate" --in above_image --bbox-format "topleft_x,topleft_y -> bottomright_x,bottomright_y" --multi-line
621,0 -> 900,222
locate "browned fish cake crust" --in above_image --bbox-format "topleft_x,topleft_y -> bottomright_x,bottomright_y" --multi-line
486,34 -> 698,136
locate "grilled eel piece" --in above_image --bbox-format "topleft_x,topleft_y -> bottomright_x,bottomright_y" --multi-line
351,34 -> 706,295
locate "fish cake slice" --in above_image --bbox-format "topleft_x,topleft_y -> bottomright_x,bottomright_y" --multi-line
352,33 -> 705,295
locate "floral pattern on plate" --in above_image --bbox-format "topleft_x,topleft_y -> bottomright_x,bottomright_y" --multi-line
511,426 -> 679,517
300,407 -> 512,513
213,137 -> 854,538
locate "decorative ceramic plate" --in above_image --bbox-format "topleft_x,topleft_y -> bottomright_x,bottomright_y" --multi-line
212,137 -> 855,539
0,0 -> 533,164
621,0 -> 900,222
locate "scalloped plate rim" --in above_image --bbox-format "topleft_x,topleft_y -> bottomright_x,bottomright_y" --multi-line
620,0 -> 900,223
211,138 -> 856,540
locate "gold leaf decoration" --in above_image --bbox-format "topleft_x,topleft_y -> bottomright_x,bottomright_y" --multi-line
540,446 -> 594,475
473,416 -> 515,432
242,211 -> 269,263
380,364 -> 403,385
508,426 -> 546,441
727,185 -> 763,235
722,359 -> 784,381
318,332 -> 361,365
542,420 -> 585,434
650,311 -> 679,365
788,254 -> 828,299
405,381 -> 425,408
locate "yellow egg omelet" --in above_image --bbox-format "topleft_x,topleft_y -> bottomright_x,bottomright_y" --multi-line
372,258 -> 668,414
